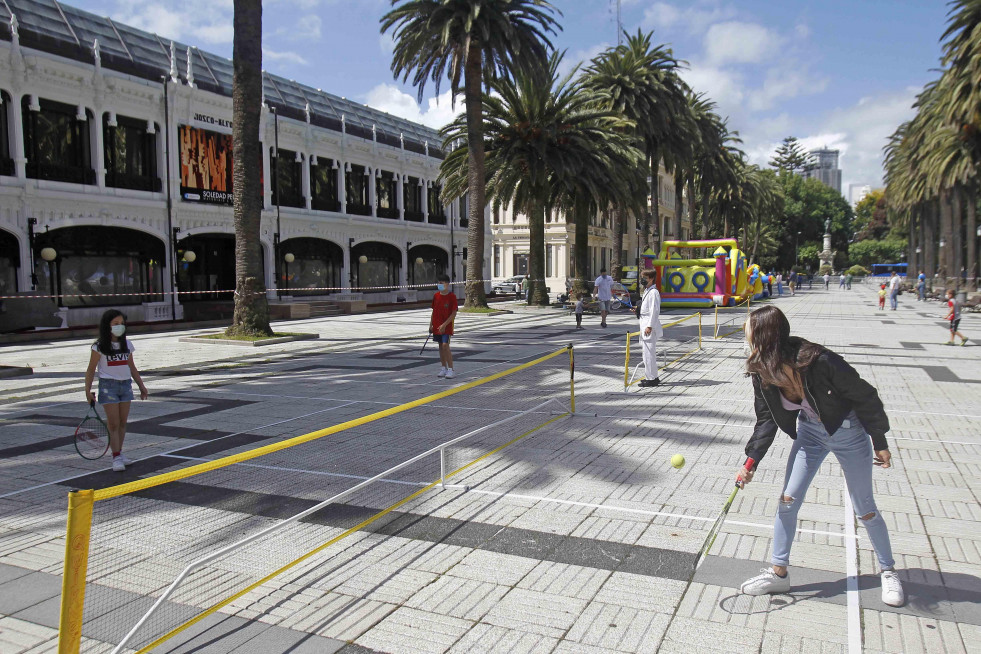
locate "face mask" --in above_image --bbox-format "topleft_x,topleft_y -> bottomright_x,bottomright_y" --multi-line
437,284 -> 446,292
743,342 -> 752,358
111,324 -> 126,337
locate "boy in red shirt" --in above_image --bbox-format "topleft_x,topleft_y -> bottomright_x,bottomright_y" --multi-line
431,274 -> 458,378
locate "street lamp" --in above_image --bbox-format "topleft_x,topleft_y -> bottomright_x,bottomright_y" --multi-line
795,231 -> 801,266
284,252 -> 294,294
40,246 -> 57,298
348,237 -> 356,289
182,250 -> 196,263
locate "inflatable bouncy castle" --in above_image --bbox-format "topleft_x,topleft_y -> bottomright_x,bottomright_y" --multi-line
642,239 -> 751,308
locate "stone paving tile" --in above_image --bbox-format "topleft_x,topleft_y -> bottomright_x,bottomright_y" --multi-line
482,587 -> 588,639
863,611 -> 967,654
446,622 -> 558,654
355,606 -> 473,654
564,601 -> 671,652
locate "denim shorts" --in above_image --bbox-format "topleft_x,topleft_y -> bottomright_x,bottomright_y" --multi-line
98,378 -> 134,404
433,334 -> 451,344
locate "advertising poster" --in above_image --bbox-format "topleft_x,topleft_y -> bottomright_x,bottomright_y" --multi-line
179,124 -> 233,205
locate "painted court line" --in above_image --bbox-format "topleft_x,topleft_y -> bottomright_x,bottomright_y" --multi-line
0,400 -> 361,500
843,493 -> 863,654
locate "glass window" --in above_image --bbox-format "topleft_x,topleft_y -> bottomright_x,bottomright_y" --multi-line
104,113 -> 159,192
23,97 -> 94,184
428,184 -> 446,224
403,176 -> 423,221
376,172 -> 398,219
346,164 -> 370,215
0,229 -> 19,294
311,158 -> 339,211
459,193 -> 469,228
0,92 -> 11,176
271,147 -> 304,208
280,238 -> 343,296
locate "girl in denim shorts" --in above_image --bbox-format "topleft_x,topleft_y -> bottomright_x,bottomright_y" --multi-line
84,310 -> 149,471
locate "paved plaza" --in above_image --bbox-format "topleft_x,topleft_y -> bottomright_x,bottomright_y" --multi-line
0,283 -> 979,654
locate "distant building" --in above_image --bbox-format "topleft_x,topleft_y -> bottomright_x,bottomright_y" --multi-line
848,184 -> 873,207
803,148 -> 842,194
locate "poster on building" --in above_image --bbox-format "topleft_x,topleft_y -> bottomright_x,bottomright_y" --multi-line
179,125 -> 233,205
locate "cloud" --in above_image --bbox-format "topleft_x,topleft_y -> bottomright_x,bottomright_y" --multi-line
747,65 -> 829,112
110,0 -> 234,44
276,15 -> 322,40
263,49 -> 308,66
559,43 -> 611,78
704,21 -> 783,66
363,84 -> 463,131
642,1 -> 737,34
681,64 -> 745,112
379,31 -> 396,56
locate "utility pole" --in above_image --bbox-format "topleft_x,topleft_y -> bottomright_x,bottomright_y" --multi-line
614,0 -> 622,46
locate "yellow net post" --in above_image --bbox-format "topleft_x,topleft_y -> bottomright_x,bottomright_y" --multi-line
623,332 -> 632,392
58,489 -> 94,654
568,344 -> 576,413
698,312 -> 702,348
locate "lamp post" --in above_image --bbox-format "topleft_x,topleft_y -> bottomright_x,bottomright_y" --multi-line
795,231 -> 801,267
284,252 -> 294,294
26,217 -> 39,290
348,237 -> 356,290
40,246 -> 57,300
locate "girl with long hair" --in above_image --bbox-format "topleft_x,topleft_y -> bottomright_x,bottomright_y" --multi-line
84,310 -> 148,471
737,305 -> 904,607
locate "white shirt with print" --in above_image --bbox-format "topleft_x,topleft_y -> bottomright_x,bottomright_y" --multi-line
93,340 -> 135,381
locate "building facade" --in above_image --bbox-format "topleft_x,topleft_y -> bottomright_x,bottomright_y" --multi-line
802,148 -> 842,194
491,166 -> 689,291
0,0 -> 487,329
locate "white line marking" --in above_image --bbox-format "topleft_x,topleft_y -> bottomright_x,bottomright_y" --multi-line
0,401 -> 361,499
161,455 -> 428,487
843,493 -> 863,654
465,488 -> 857,539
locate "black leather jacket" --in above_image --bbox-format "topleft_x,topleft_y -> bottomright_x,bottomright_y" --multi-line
745,340 -> 890,465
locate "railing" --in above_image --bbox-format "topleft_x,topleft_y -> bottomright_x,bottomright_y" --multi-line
272,191 -> 306,208
377,206 -> 400,219
404,210 -> 425,222
312,197 -> 341,212
346,203 -> 371,216
28,163 -> 96,185
106,172 -> 162,192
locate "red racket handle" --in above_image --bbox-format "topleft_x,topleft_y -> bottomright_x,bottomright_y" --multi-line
735,458 -> 756,488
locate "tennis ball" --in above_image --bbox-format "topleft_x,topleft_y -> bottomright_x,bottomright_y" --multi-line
671,454 -> 686,469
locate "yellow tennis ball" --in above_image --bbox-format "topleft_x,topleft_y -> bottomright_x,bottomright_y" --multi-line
671,454 -> 685,469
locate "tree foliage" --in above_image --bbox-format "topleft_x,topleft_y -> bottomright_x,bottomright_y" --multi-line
775,173 -> 853,271
769,136 -> 813,175
847,239 -> 907,267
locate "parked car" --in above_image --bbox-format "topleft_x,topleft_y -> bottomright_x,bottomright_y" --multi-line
491,275 -> 525,297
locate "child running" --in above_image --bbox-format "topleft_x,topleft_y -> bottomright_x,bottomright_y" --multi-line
431,274 -> 458,378
944,289 -> 968,345
878,284 -> 887,310
574,294 -> 585,330
84,310 -> 148,471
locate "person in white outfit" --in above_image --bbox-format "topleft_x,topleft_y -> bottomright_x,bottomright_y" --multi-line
638,269 -> 663,387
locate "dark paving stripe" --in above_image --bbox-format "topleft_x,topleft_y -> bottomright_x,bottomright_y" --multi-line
900,341 -> 926,350
694,555 -> 981,627
880,320 -> 896,324
114,479 -> 698,582
0,435 -> 77,458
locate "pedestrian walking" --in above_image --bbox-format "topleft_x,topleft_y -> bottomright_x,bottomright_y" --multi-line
766,272 -> 773,297
521,275 -> 530,301
776,273 -> 784,296
839,273 -> 846,289
878,284 -> 887,310
944,289 -> 969,345
594,268 -> 615,328
888,271 -> 901,310
823,272 -> 830,290
808,273 -> 813,290
637,269 -> 662,387
430,274 -> 458,379
916,271 -> 926,301
84,310 -> 149,472
574,294 -> 585,330
846,273 -> 853,290
789,270 -> 797,296
736,305 -> 904,608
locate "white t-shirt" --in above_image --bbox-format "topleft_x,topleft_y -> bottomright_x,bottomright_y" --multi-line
888,276 -> 900,291
594,275 -> 615,301
92,340 -> 135,381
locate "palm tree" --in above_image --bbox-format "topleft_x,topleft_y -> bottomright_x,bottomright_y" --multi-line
440,53 -> 642,305
227,0 -> 271,336
381,0 -> 560,308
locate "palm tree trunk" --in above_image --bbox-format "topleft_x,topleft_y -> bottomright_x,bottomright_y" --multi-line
610,204 -> 623,283
966,186 -> 977,291
648,145 -> 659,254
687,175 -> 699,239
528,201 -> 549,305
750,213 -> 762,265
674,168 -> 684,240
952,184 -> 964,290
463,44 -> 489,309
926,199 -> 937,290
940,188 -> 952,287
573,203 -> 590,296
228,0 -> 271,337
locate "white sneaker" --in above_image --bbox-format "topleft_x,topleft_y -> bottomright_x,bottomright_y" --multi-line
740,567 -> 791,595
112,457 -> 125,472
881,570 -> 905,607
117,454 -> 134,466
445,369 -> 455,379
437,367 -> 447,378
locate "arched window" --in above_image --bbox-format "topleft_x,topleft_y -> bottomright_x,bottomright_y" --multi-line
408,245 -> 448,289
352,242 -> 401,292
279,238 -> 343,296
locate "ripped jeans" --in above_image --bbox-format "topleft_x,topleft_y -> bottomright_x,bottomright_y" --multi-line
772,410 -> 895,570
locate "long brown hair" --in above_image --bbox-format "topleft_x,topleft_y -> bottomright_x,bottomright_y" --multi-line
745,305 -> 822,401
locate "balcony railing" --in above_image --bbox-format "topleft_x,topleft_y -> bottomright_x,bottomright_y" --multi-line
428,214 -> 447,225
28,163 -> 96,185
106,172 -> 162,192
404,210 -> 425,222
312,197 -> 341,212
377,206 -> 399,219
272,191 -> 306,208
346,202 -> 372,216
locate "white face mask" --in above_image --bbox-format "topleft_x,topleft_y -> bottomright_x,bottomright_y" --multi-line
111,324 -> 126,337
743,342 -> 752,358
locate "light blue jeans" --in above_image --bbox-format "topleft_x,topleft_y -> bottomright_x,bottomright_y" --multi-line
771,411 -> 895,570
889,291 -> 899,310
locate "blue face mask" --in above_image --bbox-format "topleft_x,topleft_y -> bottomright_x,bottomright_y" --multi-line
437,284 -> 446,292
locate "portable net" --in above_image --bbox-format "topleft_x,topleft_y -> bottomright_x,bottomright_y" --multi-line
64,346 -> 574,653
713,299 -> 751,339
622,312 -> 703,389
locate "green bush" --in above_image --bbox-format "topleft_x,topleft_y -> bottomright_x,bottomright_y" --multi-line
846,265 -> 870,276
819,264 -> 833,276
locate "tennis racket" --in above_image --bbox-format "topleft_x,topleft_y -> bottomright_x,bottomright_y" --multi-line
693,457 -> 755,570
74,400 -> 110,460
420,332 -> 431,355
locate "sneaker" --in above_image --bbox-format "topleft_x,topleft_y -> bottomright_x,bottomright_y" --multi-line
445,369 -> 455,379
117,454 -> 134,466
962,338 -> 969,346
881,570 -> 905,607
437,367 -> 447,378
944,342 -> 955,346
740,567 -> 791,596
639,378 -> 661,387
112,457 -> 125,472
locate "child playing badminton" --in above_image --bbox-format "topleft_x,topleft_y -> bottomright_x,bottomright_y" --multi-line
84,310 -> 148,471
944,289 -> 968,345
431,274 -> 458,379
878,284 -> 887,310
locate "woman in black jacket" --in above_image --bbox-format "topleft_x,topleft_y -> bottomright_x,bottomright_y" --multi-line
736,305 -> 905,607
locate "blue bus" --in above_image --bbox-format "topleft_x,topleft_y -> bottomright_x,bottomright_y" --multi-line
871,263 -> 907,277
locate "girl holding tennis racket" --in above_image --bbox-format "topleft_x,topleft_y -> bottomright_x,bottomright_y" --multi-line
736,305 -> 904,607
84,310 -> 148,471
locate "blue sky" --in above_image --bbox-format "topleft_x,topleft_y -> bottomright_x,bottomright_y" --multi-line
73,0 -> 948,197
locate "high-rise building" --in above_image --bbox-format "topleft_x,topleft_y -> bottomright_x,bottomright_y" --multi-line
802,148 -> 842,194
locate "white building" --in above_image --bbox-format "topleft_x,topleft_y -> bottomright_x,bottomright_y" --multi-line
802,147 -> 842,194
491,166 -> 689,290
0,0 -> 487,330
